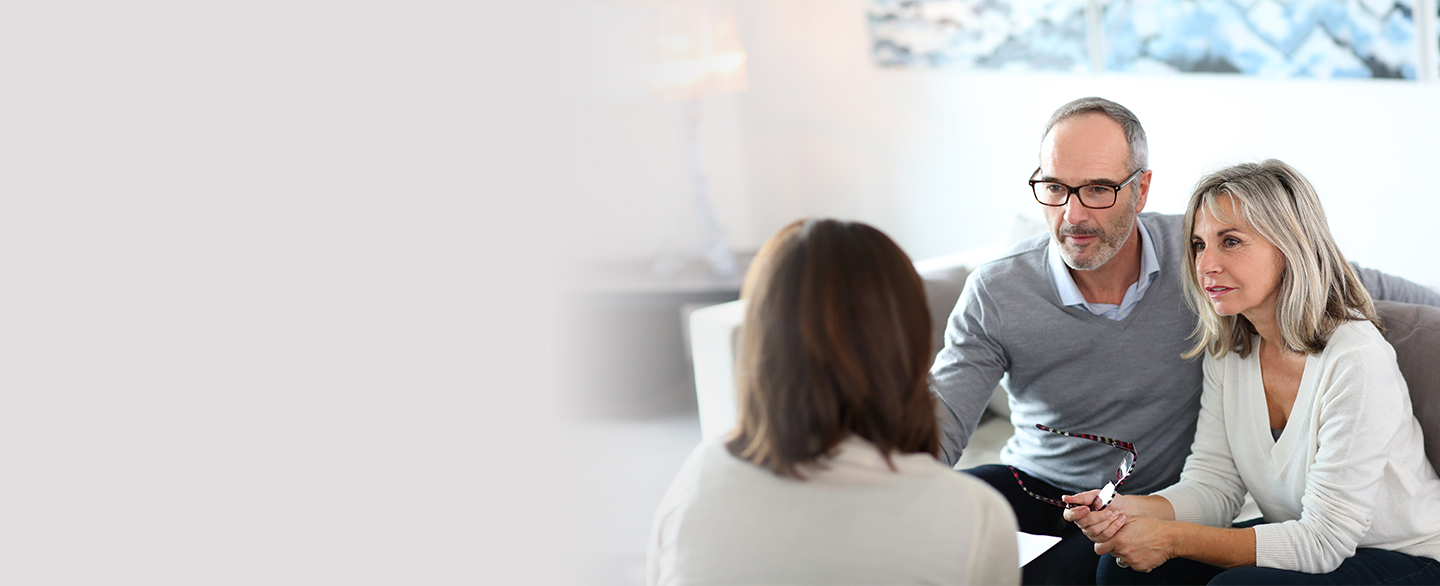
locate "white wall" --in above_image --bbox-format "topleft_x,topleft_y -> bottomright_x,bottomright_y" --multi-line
575,0 -> 1440,284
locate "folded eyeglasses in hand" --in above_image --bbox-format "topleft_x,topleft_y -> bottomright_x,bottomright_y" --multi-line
1008,424 -> 1138,511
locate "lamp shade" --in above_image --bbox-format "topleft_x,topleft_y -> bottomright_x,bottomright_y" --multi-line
645,0 -> 748,102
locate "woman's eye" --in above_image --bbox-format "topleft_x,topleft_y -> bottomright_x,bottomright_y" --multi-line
1191,240 -> 1204,252
1224,237 -> 1240,247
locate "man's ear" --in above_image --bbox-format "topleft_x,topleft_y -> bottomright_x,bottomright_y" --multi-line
1134,170 -> 1152,213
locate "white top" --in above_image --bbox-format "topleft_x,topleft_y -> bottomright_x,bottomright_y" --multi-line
1155,321 -> 1440,573
1047,217 -> 1161,321
647,436 -> 1020,585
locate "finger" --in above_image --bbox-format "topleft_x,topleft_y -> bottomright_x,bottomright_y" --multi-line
1094,515 -> 1122,539
1094,540 -> 1115,556
1062,506 -> 1089,523
1075,511 -> 1108,534
1098,515 -> 1126,541
1077,509 -> 1116,532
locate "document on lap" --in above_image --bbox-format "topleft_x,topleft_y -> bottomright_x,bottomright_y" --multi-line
1017,532 -> 1062,567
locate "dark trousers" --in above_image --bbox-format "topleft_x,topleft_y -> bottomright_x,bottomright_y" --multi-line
957,471 -> 1440,586
964,464 -> 1102,585
1097,517 -> 1440,585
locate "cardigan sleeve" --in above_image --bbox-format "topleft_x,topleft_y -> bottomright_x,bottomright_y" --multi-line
1152,355 -> 1248,527
1253,336 -> 1404,573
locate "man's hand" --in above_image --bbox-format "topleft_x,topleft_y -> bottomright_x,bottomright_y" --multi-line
1093,516 -> 1175,573
1062,490 -> 1131,543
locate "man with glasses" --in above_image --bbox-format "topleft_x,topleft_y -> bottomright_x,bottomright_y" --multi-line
930,97 -> 1440,585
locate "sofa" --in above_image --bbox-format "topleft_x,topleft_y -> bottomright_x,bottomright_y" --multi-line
688,221 -> 1440,521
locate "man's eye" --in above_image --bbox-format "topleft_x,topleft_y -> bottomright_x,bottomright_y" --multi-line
1043,183 -> 1066,194
1082,185 -> 1112,197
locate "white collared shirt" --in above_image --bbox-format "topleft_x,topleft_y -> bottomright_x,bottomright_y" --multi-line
1047,218 -> 1160,321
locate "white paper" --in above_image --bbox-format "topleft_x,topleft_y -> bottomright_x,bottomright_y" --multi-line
1016,532 -> 1063,567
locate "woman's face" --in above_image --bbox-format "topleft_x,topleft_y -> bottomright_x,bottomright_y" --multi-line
1190,195 -> 1287,324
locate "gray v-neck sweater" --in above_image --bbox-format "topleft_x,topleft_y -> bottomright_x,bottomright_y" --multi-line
933,213 -> 1200,494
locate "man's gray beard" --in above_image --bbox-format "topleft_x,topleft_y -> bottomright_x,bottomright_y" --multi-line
1059,238 -> 1121,271
1057,216 -> 1135,271
1057,194 -> 1138,271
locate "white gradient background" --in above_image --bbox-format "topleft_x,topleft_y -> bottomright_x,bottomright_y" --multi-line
8,0 -> 1429,584
1,2 -> 566,584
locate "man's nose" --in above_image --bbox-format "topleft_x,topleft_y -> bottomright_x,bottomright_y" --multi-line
1062,195 -> 1091,225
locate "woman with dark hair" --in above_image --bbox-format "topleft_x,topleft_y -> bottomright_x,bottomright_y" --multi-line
1063,160 -> 1440,584
647,218 -> 1019,585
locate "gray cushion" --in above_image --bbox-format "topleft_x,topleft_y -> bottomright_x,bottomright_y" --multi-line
918,263 -> 1012,420
1376,300 -> 1440,474
920,264 -> 970,358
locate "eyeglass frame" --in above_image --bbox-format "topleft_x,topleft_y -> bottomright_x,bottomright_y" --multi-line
1008,424 -> 1139,511
1028,167 -> 1147,209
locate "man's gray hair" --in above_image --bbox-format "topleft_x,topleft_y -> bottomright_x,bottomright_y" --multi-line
1041,97 -> 1149,173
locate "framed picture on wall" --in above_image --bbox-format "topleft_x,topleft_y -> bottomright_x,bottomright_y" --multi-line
869,0 -> 1432,80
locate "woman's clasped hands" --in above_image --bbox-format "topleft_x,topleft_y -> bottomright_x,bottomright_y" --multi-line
1062,490 -> 1176,573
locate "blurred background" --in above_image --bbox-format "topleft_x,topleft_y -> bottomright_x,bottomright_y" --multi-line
561,0 -> 1440,584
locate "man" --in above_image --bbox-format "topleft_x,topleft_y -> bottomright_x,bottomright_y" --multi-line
931,97 -> 1440,585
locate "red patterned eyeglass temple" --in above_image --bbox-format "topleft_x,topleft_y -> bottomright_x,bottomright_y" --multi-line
1009,424 -> 1139,511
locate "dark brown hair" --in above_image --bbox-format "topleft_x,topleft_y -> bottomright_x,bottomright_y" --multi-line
726,219 -> 940,478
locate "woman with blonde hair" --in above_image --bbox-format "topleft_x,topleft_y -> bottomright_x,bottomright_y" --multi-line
1063,160 -> 1440,584
647,218 -> 1019,585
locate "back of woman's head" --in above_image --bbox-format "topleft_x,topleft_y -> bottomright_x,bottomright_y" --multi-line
1181,159 -> 1378,359
727,218 -> 939,478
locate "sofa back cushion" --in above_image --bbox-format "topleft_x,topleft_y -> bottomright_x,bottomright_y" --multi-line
920,264 -> 970,358
1376,300 -> 1440,475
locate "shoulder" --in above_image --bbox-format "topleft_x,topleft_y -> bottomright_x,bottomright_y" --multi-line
968,234 -> 1049,285
929,468 -> 1019,534
1312,320 -> 1404,397
1324,320 -> 1392,361
892,456 -> 1017,525
889,450 -> 1009,501
1202,345 -> 1249,382
1318,320 -> 1401,375
1138,212 -> 1184,234
1138,213 -> 1184,250
663,438 -> 757,498
1138,213 -> 1186,258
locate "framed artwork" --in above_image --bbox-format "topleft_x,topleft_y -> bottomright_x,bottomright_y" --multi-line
868,0 -> 1429,80
868,0 -> 1091,72
1104,0 -> 1418,78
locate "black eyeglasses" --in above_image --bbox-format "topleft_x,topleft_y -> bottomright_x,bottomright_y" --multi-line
1009,424 -> 1138,511
1028,167 -> 1146,209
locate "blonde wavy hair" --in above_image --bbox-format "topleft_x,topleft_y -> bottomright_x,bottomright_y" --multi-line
1181,159 -> 1380,359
